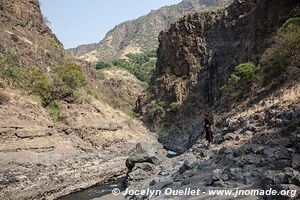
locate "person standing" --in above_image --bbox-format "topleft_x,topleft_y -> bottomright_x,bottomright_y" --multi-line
135,95 -> 142,113
204,112 -> 213,146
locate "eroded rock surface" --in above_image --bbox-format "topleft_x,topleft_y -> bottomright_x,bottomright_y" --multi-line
0,90 -> 160,200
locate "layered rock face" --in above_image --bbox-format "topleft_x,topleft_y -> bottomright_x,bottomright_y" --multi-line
0,1 -> 160,199
145,0 -> 298,151
0,90 -> 159,200
152,0 -> 297,109
0,0 -> 64,68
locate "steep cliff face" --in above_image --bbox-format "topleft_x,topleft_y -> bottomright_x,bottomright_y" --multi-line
0,0 -> 64,68
0,1 -> 160,199
67,0 -> 232,62
145,0 -> 298,150
149,0 -> 297,117
124,1 -> 300,198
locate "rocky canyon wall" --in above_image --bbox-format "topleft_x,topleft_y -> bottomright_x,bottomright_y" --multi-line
148,0 -> 298,121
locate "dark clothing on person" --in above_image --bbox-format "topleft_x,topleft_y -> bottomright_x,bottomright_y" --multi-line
135,97 -> 142,112
204,117 -> 213,143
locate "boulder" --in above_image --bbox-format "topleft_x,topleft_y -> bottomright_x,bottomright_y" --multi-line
223,133 -> 237,141
263,147 -> 278,158
219,147 -> 233,155
229,167 -> 243,181
206,169 -> 223,185
126,142 -> 164,170
212,169 -> 223,181
128,163 -> 157,182
213,180 -> 226,187
246,124 -> 257,132
178,156 -> 198,174
254,146 -> 265,154
243,130 -> 254,137
292,154 -> 300,169
200,148 -> 210,157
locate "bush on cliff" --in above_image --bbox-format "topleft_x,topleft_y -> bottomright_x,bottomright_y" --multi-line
48,100 -> 63,121
51,62 -> 86,101
149,100 -> 165,119
25,68 -> 53,99
170,101 -> 181,110
0,50 -> 88,120
0,50 -> 53,104
0,50 -> 22,86
260,17 -> 300,84
221,62 -> 258,101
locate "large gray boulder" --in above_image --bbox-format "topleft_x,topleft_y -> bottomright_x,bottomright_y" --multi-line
126,142 -> 164,170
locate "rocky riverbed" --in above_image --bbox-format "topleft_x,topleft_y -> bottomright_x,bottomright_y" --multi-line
124,86 -> 300,200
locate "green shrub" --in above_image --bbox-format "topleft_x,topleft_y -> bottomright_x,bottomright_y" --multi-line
170,101 -> 181,110
74,89 -> 92,104
182,75 -> 189,80
95,50 -> 156,83
232,62 -> 257,85
52,62 -> 86,100
170,75 -> 177,82
95,61 -> 112,70
48,101 -> 62,121
158,101 -> 166,108
96,70 -> 105,80
0,50 -> 22,86
227,74 -> 240,85
260,17 -> 300,84
149,105 -> 164,118
280,17 -> 300,31
223,62 -> 257,89
39,37 -> 64,59
221,62 -> 257,101
86,87 -> 101,100
24,68 -> 53,97
260,49 -> 290,84
149,101 -> 165,118
0,51 -> 54,104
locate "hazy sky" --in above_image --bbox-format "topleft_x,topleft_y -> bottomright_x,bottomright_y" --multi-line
40,0 -> 182,49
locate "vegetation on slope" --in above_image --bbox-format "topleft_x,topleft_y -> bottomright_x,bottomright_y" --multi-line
221,62 -> 258,101
221,16 -> 300,105
260,17 -> 300,85
0,49 -> 87,120
95,50 -> 157,84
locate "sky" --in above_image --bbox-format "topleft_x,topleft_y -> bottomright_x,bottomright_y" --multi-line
40,0 -> 182,49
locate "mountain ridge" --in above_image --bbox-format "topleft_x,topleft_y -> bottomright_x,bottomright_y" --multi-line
67,0 -> 232,62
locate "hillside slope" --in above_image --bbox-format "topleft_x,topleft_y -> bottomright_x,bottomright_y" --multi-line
0,0 -> 160,199
67,0 -> 232,62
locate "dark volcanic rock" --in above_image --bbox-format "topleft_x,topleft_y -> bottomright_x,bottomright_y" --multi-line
145,0 -> 298,148
126,142 -> 164,170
